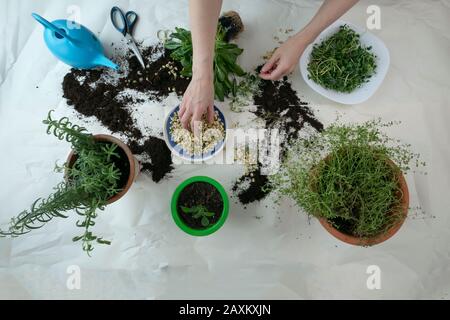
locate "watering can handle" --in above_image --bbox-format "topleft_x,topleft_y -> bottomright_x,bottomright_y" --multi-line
32,13 -> 69,40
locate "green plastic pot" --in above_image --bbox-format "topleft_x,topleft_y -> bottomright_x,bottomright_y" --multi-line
171,176 -> 229,236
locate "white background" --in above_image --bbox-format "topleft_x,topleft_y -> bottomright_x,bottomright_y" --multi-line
0,0 -> 449,299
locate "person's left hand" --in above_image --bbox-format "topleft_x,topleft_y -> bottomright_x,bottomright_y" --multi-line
259,34 -> 309,81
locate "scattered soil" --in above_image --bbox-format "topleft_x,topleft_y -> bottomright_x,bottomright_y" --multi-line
125,46 -> 190,99
232,67 -> 324,205
177,182 -> 224,230
63,69 -> 141,138
253,70 -> 324,149
128,138 -> 173,183
62,39 -> 324,202
232,165 -> 272,205
62,44 -> 182,182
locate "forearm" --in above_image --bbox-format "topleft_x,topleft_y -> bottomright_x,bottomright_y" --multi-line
294,0 -> 359,45
189,0 -> 223,79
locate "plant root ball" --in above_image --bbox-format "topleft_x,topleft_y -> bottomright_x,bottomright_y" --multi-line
219,11 -> 245,42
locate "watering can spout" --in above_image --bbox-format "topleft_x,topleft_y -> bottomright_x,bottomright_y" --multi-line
94,55 -> 119,70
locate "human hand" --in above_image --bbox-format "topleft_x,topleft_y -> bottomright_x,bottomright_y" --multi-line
179,75 -> 215,133
259,34 -> 309,81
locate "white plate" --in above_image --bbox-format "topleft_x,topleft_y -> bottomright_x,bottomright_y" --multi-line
299,20 -> 390,105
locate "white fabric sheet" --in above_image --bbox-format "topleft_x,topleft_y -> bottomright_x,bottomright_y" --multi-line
0,0 -> 449,299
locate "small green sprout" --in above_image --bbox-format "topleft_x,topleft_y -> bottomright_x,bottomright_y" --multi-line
181,205 -> 216,227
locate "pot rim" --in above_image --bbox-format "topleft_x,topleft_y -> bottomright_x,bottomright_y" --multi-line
66,134 -> 137,205
171,176 -> 230,237
315,156 -> 410,246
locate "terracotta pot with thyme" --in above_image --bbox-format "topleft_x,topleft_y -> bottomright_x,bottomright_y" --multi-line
270,120 -> 422,246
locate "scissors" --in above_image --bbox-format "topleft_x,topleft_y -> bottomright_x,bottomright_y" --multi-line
110,6 -> 146,69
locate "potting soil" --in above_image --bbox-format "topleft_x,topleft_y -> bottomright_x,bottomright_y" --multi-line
62,44 -> 184,183
177,182 -> 224,230
232,70 -> 323,205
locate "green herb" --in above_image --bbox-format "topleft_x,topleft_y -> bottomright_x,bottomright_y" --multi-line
181,205 -> 216,227
230,73 -> 262,112
0,111 -> 122,256
270,120 -> 422,238
307,25 -> 377,93
165,26 -> 246,101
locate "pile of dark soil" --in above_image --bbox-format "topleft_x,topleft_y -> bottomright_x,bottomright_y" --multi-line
62,44 -> 184,182
232,165 -> 272,205
232,69 -> 324,205
128,138 -> 174,183
63,69 -> 142,138
177,182 -> 224,230
254,78 -> 323,143
125,46 -> 190,99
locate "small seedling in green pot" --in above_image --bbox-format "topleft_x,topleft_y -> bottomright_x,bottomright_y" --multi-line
181,205 -> 216,227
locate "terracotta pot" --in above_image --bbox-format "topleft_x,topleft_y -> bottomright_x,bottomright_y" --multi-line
317,158 -> 410,246
66,134 -> 140,205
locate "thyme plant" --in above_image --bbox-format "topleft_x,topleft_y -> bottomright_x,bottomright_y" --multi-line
270,120 -> 422,238
0,111 -> 124,255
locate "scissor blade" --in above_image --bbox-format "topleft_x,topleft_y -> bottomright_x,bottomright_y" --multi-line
126,34 -> 146,69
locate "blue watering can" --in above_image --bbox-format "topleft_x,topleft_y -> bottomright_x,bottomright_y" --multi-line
32,13 -> 119,70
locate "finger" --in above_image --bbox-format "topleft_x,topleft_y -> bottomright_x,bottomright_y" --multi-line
190,109 -> 203,136
179,104 -> 186,119
207,105 -> 215,124
261,64 -> 288,81
260,54 -> 279,74
179,95 -> 188,116
181,109 -> 192,130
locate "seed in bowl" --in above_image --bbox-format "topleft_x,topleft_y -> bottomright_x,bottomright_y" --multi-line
170,112 -> 225,156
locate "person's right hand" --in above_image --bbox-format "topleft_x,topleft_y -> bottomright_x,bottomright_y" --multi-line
179,75 -> 215,133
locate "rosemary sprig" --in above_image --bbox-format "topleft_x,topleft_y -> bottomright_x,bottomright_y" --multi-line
0,111 -> 122,256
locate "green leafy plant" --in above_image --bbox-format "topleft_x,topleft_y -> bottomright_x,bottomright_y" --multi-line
307,25 -> 377,93
270,120 -> 423,238
230,73 -> 262,112
165,26 -> 246,101
0,111 -> 124,255
181,205 -> 215,227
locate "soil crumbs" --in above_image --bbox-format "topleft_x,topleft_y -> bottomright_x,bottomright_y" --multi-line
232,70 -> 324,205
62,44 -> 187,183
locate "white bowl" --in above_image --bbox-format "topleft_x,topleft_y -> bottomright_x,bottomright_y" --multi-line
299,20 -> 390,105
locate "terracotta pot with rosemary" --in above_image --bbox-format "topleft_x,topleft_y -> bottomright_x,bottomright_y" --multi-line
171,176 -> 229,236
0,111 -> 139,255
270,120 -> 423,246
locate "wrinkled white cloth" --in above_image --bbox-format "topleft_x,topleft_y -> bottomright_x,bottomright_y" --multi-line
0,0 -> 449,299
